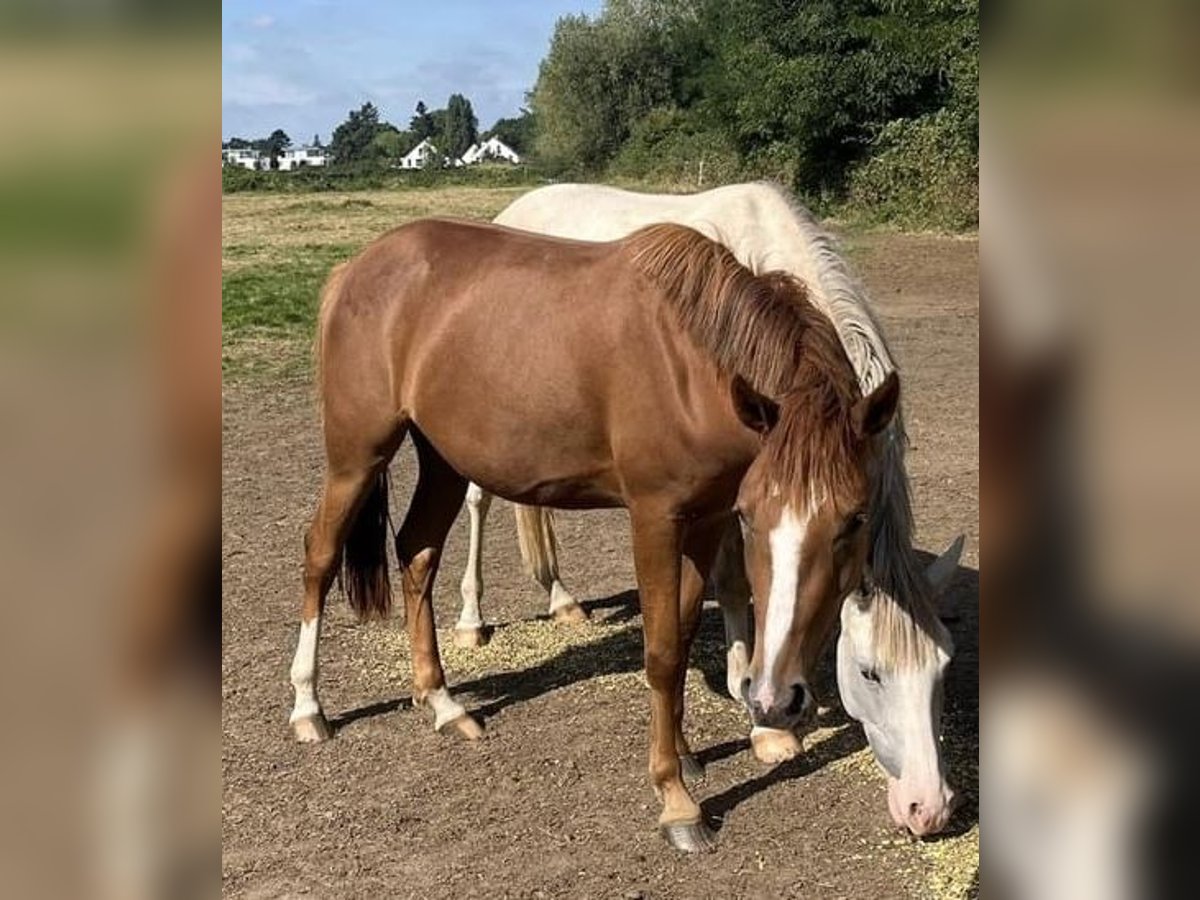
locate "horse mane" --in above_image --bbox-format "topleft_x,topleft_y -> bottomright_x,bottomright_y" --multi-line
751,182 -> 948,669
624,222 -> 866,506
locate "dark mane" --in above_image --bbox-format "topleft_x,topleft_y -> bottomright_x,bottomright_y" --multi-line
624,223 -> 866,503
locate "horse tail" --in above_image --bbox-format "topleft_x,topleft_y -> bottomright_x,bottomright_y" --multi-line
342,470 -> 393,620
514,505 -> 558,589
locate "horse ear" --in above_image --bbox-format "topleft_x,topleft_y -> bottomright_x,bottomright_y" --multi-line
926,535 -> 965,595
852,371 -> 900,438
731,376 -> 779,435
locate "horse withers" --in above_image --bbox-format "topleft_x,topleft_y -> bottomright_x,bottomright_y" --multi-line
287,218 -> 898,852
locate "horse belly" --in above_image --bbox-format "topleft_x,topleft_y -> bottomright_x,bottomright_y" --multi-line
413,403 -> 623,509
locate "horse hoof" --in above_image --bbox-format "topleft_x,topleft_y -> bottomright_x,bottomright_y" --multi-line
552,602 -> 589,625
750,726 -> 802,764
452,626 -> 487,649
440,714 -> 485,741
291,713 -> 332,743
660,820 -> 717,853
679,753 -> 705,783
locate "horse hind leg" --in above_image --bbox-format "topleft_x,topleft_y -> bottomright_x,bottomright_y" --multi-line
454,482 -> 492,648
513,504 -> 587,624
289,458 -> 391,742
397,431 -> 481,740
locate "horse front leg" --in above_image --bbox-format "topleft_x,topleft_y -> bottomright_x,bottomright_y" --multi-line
713,522 -> 752,702
455,482 -> 492,648
673,517 -> 728,785
630,508 -> 715,853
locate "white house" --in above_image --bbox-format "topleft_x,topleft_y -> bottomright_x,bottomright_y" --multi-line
460,136 -> 521,165
278,145 -> 330,171
222,147 -> 263,170
399,138 -> 442,169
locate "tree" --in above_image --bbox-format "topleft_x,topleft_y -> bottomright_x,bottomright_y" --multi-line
312,134 -> 322,149
367,126 -> 407,164
694,0 -> 976,196
527,0 -> 976,221
484,109 -> 535,155
409,100 -> 436,142
263,129 -> 291,169
529,4 -> 689,171
330,102 -> 384,164
439,94 -> 478,161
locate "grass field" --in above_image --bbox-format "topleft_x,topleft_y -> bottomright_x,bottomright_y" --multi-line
221,187 -> 528,378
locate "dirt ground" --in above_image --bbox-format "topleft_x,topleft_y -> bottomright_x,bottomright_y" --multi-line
222,210 -> 978,899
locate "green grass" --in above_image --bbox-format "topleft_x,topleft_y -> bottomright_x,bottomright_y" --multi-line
221,186 -> 538,384
222,243 -> 356,381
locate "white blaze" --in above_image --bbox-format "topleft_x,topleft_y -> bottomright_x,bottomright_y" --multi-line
757,505 -> 807,707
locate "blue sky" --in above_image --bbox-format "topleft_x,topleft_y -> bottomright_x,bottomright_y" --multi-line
223,0 -> 603,144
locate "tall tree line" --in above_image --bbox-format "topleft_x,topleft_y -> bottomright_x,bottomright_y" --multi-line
528,0 -> 977,223
327,94 -> 488,166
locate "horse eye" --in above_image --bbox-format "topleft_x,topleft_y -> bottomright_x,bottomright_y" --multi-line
839,511 -> 867,540
860,667 -> 882,685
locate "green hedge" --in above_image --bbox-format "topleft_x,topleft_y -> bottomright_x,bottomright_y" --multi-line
222,163 -> 547,194
840,110 -> 978,231
608,108 -> 741,190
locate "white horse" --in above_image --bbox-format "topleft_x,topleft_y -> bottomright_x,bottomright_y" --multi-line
456,182 -> 964,836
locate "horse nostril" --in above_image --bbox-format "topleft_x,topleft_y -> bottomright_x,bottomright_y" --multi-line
908,801 -> 921,818
785,684 -> 809,717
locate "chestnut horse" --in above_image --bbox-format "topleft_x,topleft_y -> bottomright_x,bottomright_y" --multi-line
288,218 -> 899,852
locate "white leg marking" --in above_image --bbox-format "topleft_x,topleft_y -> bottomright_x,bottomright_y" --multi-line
289,616 -> 322,724
426,686 -> 468,732
457,483 -> 492,631
548,580 -> 577,615
757,505 -> 807,708
726,641 -> 750,701
715,528 -> 753,700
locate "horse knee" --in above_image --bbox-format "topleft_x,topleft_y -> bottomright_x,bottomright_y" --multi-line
645,650 -> 680,690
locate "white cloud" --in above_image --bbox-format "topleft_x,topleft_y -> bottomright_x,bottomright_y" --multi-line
249,14 -> 275,29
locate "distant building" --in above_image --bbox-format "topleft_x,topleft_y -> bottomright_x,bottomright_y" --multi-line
399,135 -> 523,169
222,147 -> 263,170
460,136 -> 522,166
399,138 -> 442,170
278,145 -> 330,171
